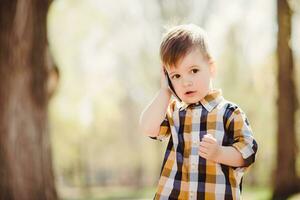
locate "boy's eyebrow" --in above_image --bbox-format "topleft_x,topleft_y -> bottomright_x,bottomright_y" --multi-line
189,65 -> 199,69
169,65 -> 199,76
169,71 -> 176,76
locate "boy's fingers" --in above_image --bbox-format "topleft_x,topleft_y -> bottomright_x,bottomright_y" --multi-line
202,137 -> 215,144
198,146 -> 207,152
198,148 -> 207,156
199,141 -> 210,148
161,68 -> 166,77
199,150 -> 208,159
199,152 -> 207,159
160,67 -> 169,89
204,134 -> 215,139
199,146 -> 208,152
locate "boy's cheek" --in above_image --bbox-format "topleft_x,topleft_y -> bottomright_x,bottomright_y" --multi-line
173,86 -> 181,96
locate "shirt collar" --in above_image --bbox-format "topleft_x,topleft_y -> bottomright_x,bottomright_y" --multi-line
179,89 -> 224,112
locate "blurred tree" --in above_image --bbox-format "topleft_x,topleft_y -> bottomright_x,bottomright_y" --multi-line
273,0 -> 300,199
0,1 -> 58,200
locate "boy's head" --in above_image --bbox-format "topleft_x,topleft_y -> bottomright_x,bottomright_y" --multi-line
160,24 -> 216,104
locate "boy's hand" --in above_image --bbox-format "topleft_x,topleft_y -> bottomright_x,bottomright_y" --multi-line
198,134 -> 220,162
160,67 -> 170,91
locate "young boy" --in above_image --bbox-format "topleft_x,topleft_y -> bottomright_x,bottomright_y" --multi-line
139,24 -> 258,200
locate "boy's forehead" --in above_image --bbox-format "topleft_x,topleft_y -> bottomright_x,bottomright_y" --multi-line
165,48 -> 208,72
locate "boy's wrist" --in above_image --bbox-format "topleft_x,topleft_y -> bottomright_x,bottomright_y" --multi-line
212,145 -> 246,167
213,145 -> 223,163
159,88 -> 172,97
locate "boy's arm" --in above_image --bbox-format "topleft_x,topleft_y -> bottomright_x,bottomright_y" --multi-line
217,146 -> 246,167
199,108 -> 258,168
198,134 -> 245,167
139,68 -> 172,137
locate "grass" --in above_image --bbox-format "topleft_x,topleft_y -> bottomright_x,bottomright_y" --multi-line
60,186 -> 300,200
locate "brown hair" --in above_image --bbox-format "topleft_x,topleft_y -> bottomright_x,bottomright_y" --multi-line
160,24 -> 212,68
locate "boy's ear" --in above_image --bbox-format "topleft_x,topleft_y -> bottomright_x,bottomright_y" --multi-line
209,60 -> 216,78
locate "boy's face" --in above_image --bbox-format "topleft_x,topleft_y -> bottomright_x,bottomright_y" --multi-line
165,48 -> 215,104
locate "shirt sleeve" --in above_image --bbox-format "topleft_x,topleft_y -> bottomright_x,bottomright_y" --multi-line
149,99 -> 176,142
149,116 -> 171,141
226,107 -> 258,173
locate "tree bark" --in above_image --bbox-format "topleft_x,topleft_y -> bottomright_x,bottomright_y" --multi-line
273,0 -> 300,199
0,0 -> 57,200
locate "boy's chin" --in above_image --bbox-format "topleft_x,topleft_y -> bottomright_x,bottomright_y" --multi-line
181,93 -> 206,104
181,98 -> 201,104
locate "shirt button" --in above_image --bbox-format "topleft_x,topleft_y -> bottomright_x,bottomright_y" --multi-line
192,163 -> 197,170
190,192 -> 195,198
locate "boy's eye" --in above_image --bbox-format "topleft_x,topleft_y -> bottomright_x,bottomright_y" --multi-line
171,74 -> 180,79
191,69 -> 199,73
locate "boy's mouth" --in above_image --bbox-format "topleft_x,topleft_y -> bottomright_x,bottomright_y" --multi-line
185,91 -> 196,96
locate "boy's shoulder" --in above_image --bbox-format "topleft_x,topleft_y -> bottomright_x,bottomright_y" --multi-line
219,99 -> 250,126
165,98 -> 178,117
168,97 -> 247,117
218,99 -> 247,116
218,99 -> 240,111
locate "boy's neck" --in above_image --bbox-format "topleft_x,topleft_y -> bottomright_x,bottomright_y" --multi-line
209,79 -> 214,91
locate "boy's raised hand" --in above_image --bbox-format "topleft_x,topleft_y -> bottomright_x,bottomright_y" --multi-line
160,67 -> 170,91
198,134 -> 220,162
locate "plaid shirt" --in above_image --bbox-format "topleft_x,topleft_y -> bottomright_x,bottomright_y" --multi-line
150,89 -> 258,200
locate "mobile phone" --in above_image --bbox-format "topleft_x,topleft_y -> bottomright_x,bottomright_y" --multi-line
164,69 -> 181,102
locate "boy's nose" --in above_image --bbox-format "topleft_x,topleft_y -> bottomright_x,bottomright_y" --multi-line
182,79 -> 193,87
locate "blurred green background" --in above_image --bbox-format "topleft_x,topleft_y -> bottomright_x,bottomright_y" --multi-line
46,0 -> 300,199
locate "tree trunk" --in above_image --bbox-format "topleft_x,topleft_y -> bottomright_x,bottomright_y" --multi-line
273,0 -> 300,199
0,1 -> 57,200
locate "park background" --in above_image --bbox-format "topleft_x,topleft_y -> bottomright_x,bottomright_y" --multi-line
0,0 -> 300,200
